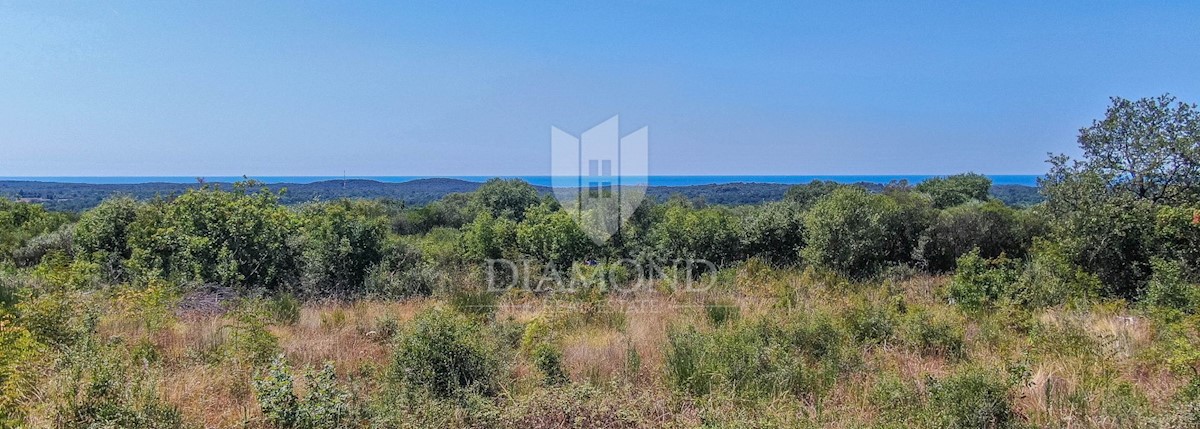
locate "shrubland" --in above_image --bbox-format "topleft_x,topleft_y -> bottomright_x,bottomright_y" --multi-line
0,95 -> 1196,427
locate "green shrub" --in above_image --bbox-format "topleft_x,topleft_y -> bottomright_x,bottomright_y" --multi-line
268,293 -> 302,326
0,199 -> 71,264
114,280 -> 180,333
74,196 -> 140,279
299,199 -> 388,297
469,178 -> 542,222
49,339 -> 185,429
869,373 -> 921,418
370,387 -> 499,429
253,355 -> 351,429
903,311 -> 965,360
915,173 -> 992,209
1143,258 -> 1199,314
784,180 -> 848,208
1154,206 -> 1200,279
12,224 -> 75,267
531,343 -> 568,386
16,290 -> 88,347
843,298 -> 897,344
927,368 -> 1015,429
917,200 -> 1031,272
1011,239 -> 1100,308
127,183 -> 301,291
1029,318 -> 1096,358
516,203 -> 596,269
365,263 -> 439,299
301,362 -> 351,428
649,203 -> 744,267
802,188 -> 933,277
0,319 -> 43,425
254,355 -> 300,428
665,315 -> 841,399
390,309 -> 501,398
948,249 -> 1018,311
739,201 -> 805,265
364,239 -> 439,298
225,304 -> 282,366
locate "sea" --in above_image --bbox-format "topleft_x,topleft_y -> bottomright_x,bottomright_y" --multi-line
0,175 -> 1041,187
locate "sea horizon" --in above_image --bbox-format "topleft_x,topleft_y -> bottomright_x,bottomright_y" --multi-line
0,174 -> 1041,187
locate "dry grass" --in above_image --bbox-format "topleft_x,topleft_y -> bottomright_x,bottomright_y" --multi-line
35,269 -> 1197,428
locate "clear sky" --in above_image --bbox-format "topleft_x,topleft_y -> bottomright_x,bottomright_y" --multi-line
1,1 -> 1198,176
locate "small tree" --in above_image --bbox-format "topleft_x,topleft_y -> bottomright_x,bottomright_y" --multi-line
915,173 -> 992,209
469,178 -> 542,222
126,182 -> 301,290
299,200 -> 388,297
1041,94 -> 1200,297
740,201 -> 805,265
802,188 -> 886,276
917,200 -> 1032,272
516,203 -> 594,269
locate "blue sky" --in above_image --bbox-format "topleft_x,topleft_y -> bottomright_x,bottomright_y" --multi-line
1,1 -> 1198,176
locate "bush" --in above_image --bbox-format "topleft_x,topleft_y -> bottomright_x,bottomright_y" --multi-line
1155,206 -> 1200,279
74,196 -> 139,263
948,249 -> 1018,311
299,200 -> 388,297
12,224 -> 74,267
365,239 -> 438,298
1011,239 -> 1100,308
253,355 -> 351,429
784,180 -> 848,208
869,373 -> 921,418
469,178 -> 542,222
704,299 -> 740,327
1143,258 -> 1199,314
127,183 -> 301,290
0,319 -> 43,425
1044,179 -> 1156,298
917,200 -> 1031,272
254,355 -> 300,428
903,311 -> 965,359
462,211 -> 518,263
0,199 -> 71,263
224,302 -> 282,366
915,173 -> 992,209
843,298 -> 897,345
516,203 -> 595,269
114,280 -> 180,333
390,309 -> 501,398
531,343 -> 568,386
927,368 -> 1015,429
665,315 -> 842,399
739,201 -> 805,265
48,339 -> 185,429
649,203 -> 743,267
16,290 -> 88,347
802,188 -> 933,277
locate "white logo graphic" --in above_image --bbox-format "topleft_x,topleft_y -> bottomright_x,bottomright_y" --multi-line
551,116 -> 648,244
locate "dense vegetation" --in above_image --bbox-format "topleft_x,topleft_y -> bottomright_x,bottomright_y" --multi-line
0,95 -> 1197,428
0,178 -> 1043,212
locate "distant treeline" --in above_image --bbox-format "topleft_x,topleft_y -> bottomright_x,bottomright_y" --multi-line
0,177 -> 1044,212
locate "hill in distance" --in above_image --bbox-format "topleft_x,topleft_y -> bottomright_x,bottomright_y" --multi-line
0,178 -> 1042,212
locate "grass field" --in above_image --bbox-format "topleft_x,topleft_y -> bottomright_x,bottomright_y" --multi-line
13,261 -> 1198,428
